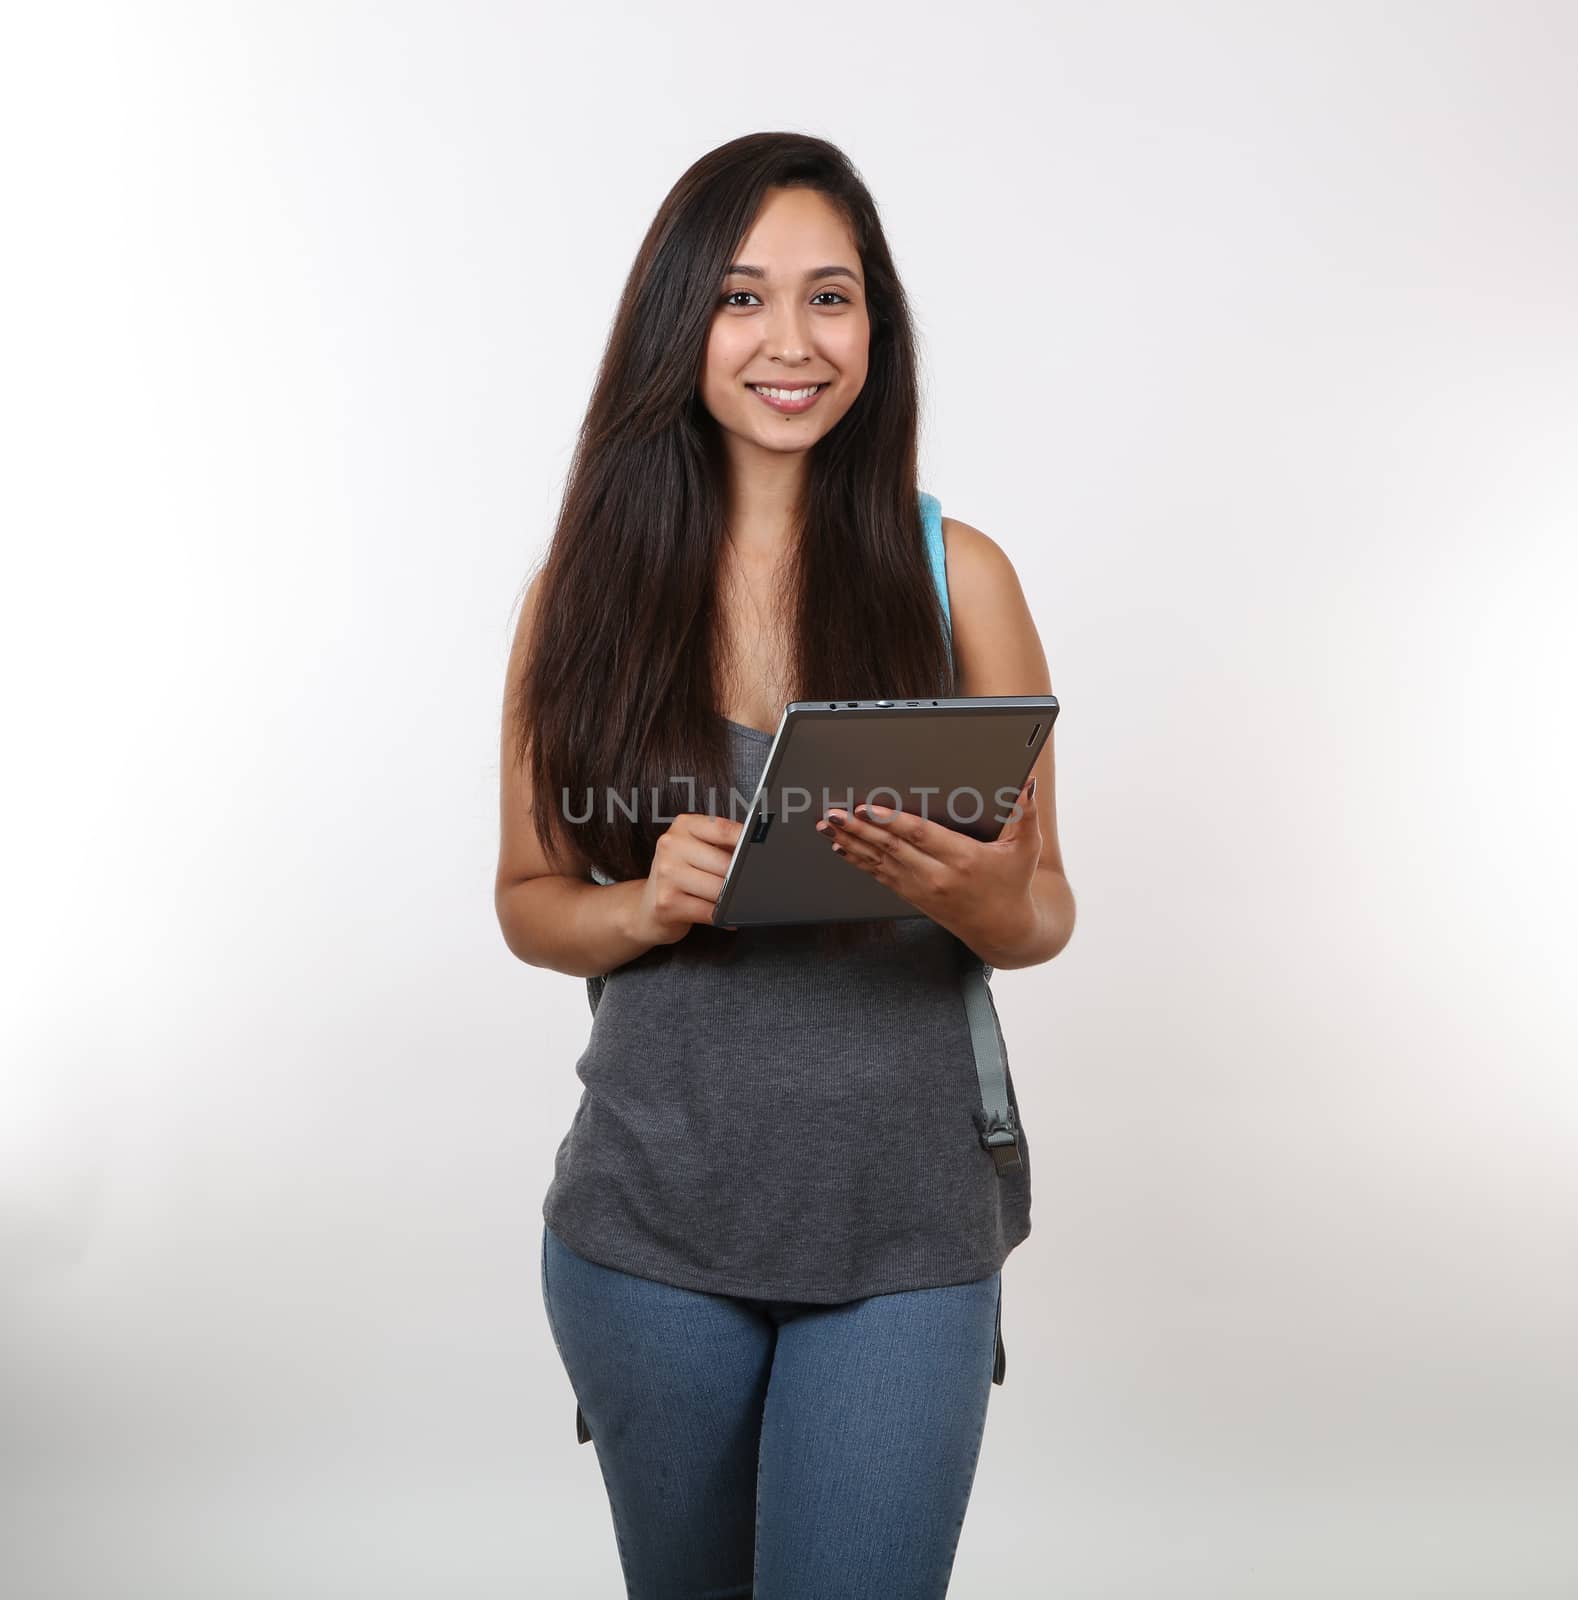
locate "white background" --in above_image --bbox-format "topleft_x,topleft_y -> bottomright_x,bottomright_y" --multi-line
3,3 -> 1575,1596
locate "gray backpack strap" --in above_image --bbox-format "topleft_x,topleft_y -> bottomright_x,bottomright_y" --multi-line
961,946 -> 1016,1387
586,865 -> 616,1014
577,871 -> 614,1436
993,1275 -> 1007,1385
958,944 -> 1022,1175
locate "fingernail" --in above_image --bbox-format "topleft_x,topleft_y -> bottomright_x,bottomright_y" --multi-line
1028,776 -> 1038,799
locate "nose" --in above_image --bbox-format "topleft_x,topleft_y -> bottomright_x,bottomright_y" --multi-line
762,300 -> 813,364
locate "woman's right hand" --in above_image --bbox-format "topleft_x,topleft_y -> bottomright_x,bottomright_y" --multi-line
627,812 -> 746,946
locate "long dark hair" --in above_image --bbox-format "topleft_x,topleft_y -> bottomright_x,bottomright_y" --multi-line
509,131 -> 957,961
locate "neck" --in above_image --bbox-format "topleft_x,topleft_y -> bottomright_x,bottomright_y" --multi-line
719,451 -> 808,560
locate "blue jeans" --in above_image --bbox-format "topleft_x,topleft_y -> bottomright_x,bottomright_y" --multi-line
541,1221 -> 1002,1599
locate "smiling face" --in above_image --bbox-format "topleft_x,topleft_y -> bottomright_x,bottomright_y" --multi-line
699,185 -> 871,465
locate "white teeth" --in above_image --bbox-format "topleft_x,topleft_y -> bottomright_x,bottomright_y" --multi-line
751,385 -> 822,401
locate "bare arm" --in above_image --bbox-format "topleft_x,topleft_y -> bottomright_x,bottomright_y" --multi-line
944,516 -> 1077,970
493,575 -> 647,976
496,876 -> 655,980
494,574 -> 742,976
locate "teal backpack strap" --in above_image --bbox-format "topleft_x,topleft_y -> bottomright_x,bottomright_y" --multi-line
918,489 -> 955,675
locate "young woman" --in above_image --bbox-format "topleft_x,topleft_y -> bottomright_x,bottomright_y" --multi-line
496,131 -> 1075,1598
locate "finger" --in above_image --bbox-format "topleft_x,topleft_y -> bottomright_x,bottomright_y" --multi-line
664,827 -> 742,880
850,804 -> 964,873
824,807 -> 941,887
664,862 -> 726,904
653,885 -> 731,929
812,809 -> 874,868
673,812 -> 747,854
695,811 -> 747,845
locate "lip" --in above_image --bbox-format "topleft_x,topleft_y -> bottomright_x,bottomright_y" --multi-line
746,382 -> 828,415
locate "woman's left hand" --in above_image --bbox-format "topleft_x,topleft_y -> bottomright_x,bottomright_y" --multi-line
816,776 -> 1041,955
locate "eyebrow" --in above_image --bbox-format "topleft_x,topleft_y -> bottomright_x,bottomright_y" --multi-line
722,263 -> 862,285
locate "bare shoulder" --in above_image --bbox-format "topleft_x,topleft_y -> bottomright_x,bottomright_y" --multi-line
938,515 -> 1048,698
940,514 -> 1017,583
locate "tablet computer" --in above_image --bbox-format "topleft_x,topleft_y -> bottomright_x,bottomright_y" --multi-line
712,695 -> 1059,928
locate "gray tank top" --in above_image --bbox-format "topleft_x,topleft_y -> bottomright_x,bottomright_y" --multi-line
541,494 -> 1032,1304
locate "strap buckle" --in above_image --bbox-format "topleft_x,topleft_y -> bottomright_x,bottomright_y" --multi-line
978,1106 -> 1022,1173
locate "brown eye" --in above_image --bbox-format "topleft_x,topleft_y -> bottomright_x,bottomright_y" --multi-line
718,290 -> 851,308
